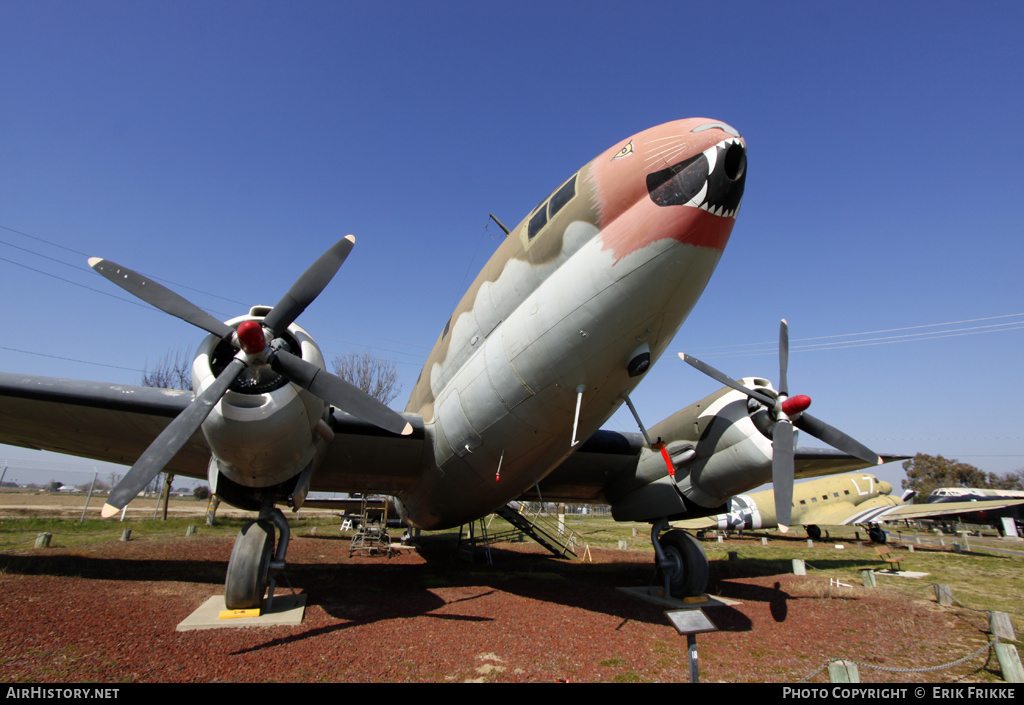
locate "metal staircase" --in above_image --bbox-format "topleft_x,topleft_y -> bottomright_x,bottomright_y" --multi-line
458,502 -> 585,562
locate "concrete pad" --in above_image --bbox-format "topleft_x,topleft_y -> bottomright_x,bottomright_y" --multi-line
872,570 -> 929,578
176,594 -> 306,632
617,586 -> 741,609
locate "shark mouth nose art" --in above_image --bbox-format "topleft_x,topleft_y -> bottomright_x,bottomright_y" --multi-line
646,137 -> 746,217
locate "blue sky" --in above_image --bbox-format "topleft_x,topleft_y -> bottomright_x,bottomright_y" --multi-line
1,1 -> 1022,493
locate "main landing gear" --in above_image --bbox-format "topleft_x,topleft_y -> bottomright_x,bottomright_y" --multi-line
651,520 -> 708,598
225,502 -> 291,610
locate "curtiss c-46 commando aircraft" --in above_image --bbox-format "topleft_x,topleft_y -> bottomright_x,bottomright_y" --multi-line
0,118 -> 894,608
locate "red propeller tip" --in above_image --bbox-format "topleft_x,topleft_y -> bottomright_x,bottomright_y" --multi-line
236,320 -> 267,355
781,394 -> 812,416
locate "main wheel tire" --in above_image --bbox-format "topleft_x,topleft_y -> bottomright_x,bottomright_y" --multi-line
656,529 -> 709,598
807,525 -> 822,541
225,520 -> 274,610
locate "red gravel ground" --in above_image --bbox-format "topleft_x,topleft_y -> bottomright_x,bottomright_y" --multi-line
0,533 -> 1001,683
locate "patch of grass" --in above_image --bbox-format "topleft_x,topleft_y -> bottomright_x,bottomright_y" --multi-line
0,512 -> 344,550
705,530 -> 1024,638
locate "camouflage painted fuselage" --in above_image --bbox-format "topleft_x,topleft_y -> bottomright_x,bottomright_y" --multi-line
398,118 -> 747,529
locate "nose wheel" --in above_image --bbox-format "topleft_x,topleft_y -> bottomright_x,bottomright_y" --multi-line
652,524 -> 708,598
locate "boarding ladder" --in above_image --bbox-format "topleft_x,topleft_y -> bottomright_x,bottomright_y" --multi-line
496,502 -> 583,558
458,503 -> 586,561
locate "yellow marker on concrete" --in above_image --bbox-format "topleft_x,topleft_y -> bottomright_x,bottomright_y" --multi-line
218,608 -> 261,619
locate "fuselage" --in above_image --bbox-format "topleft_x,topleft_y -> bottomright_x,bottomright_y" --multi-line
712,473 -> 895,531
396,118 -> 747,529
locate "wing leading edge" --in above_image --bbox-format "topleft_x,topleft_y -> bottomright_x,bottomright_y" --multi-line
0,371 -> 425,493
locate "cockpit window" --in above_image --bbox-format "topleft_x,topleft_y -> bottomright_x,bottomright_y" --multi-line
528,207 -> 548,240
549,174 -> 577,217
527,173 -> 578,240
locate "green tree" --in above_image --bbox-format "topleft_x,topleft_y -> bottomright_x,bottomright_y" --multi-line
902,454 -> 1023,501
987,469 -> 1024,491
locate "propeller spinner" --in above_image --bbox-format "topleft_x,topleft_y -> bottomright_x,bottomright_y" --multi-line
680,320 -> 881,531
92,235 -> 412,518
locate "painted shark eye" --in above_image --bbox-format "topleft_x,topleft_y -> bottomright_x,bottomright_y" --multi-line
612,141 -> 634,160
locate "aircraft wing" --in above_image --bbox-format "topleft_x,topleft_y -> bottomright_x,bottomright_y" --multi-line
794,448 -> 908,479
852,498 -> 1024,524
524,442 -> 902,504
0,372 -> 208,474
0,371 -> 426,494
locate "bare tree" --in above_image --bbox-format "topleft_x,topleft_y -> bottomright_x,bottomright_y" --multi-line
141,347 -> 193,391
332,351 -> 402,406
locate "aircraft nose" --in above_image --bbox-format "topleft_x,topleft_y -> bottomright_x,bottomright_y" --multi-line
647,135 -> 746,218
722,140 -> 746,181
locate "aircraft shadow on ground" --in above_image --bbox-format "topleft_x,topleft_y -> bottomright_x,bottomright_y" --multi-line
0,537 -> 753,635
3,534 -> 911,639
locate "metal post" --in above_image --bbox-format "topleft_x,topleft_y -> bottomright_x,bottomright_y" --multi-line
688,634 -> 699,683
161,473 -> 174,520
152,473 -> 162,520
665,610 -> 717,684
80,470 -> 98,522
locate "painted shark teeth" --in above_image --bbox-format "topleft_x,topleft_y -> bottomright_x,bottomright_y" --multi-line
647,136 -> 746,217
689,137 -> 745,218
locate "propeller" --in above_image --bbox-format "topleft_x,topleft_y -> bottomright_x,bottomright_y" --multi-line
680,319 -> 881,532
93,235 -> 412,518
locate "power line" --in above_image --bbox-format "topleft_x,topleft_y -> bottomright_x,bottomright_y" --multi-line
0,346 -> 145,373
1,223 -> 434,361
688,315 -> 1024,359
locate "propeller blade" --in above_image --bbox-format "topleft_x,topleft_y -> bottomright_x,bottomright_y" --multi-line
778,319 -> 789,397
270,350 -> 412,436
262,235 -> 356,336
793,412 -> 881,466
772,419 -> 794,532
101,357 -> 247,517
88,258 -> 235,340
678,353 -> 777,408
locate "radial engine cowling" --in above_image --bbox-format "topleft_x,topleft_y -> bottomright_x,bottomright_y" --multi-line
192,307 -> 331,489
609,378 -> 777,522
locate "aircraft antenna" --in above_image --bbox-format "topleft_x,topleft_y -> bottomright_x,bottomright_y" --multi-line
488,213 -> 510,236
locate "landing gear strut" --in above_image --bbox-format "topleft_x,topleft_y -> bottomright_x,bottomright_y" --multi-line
225,504 -> 291,610
651,521 -> 708,598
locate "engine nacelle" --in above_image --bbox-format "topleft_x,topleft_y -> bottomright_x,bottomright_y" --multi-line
610,378 -> 776,522
193,308 -> 331,490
